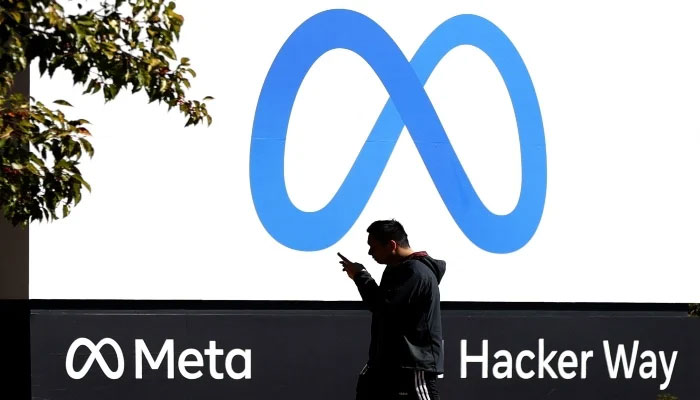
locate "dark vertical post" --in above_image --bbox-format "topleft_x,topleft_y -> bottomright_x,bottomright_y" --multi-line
0,67 -> 31,399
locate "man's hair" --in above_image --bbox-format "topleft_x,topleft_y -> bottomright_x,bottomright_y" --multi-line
367,219 -> 410,248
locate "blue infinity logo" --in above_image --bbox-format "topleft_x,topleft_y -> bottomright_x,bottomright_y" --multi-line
250,9 -> 546,253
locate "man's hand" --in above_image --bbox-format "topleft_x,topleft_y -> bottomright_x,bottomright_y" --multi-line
338,252 -> 365,280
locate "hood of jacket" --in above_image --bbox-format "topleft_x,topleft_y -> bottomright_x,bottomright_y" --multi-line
409,252 -> 446,284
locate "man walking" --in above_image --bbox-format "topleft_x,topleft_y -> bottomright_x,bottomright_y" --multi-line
339,220 -> 446,400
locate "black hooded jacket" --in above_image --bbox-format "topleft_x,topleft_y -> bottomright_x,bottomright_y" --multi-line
353,252 -> 446,373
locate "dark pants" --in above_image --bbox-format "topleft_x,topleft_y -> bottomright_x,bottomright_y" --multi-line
356,365 -> 440,400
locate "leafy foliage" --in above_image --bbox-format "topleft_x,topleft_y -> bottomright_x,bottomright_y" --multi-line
1,0 -> 212,226
0,94 -> 93,225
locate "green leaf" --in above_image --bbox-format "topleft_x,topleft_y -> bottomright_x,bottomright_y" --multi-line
91,81 -> 102,94
77,18 -> 95,26
38,57 -> 48,76
72,182 -> 82,204
86,36 -> 99,52
103,85 -> 119,101
53,100 -> 73,107
74,174 -> 91,192
157,46 -> 177,60
18,55 -> 27,71
55,160 -> 71,170
74,53 -> 89,65
25,163 -> 39,174
29,153 -> 45,168
79,138 -> 94,157
9,11 -> 21,23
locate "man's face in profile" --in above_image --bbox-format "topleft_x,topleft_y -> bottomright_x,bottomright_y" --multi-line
367,234 -> 392,265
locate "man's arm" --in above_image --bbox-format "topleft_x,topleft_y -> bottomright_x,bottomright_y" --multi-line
339,254 -> 426,312
352,269 -> 382,312
353,266 -> 426,313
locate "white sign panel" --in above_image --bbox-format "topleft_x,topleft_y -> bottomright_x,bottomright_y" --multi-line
29,1 -> 700,301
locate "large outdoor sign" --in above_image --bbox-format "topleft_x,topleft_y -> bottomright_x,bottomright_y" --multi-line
250,10 -> 546,254
31,308 -> 700,400
29,1 -> 700,301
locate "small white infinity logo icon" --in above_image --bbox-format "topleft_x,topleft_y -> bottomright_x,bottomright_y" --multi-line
65,338 -> 125,379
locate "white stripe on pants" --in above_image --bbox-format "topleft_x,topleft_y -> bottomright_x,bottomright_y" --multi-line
414,370 -> 431,400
